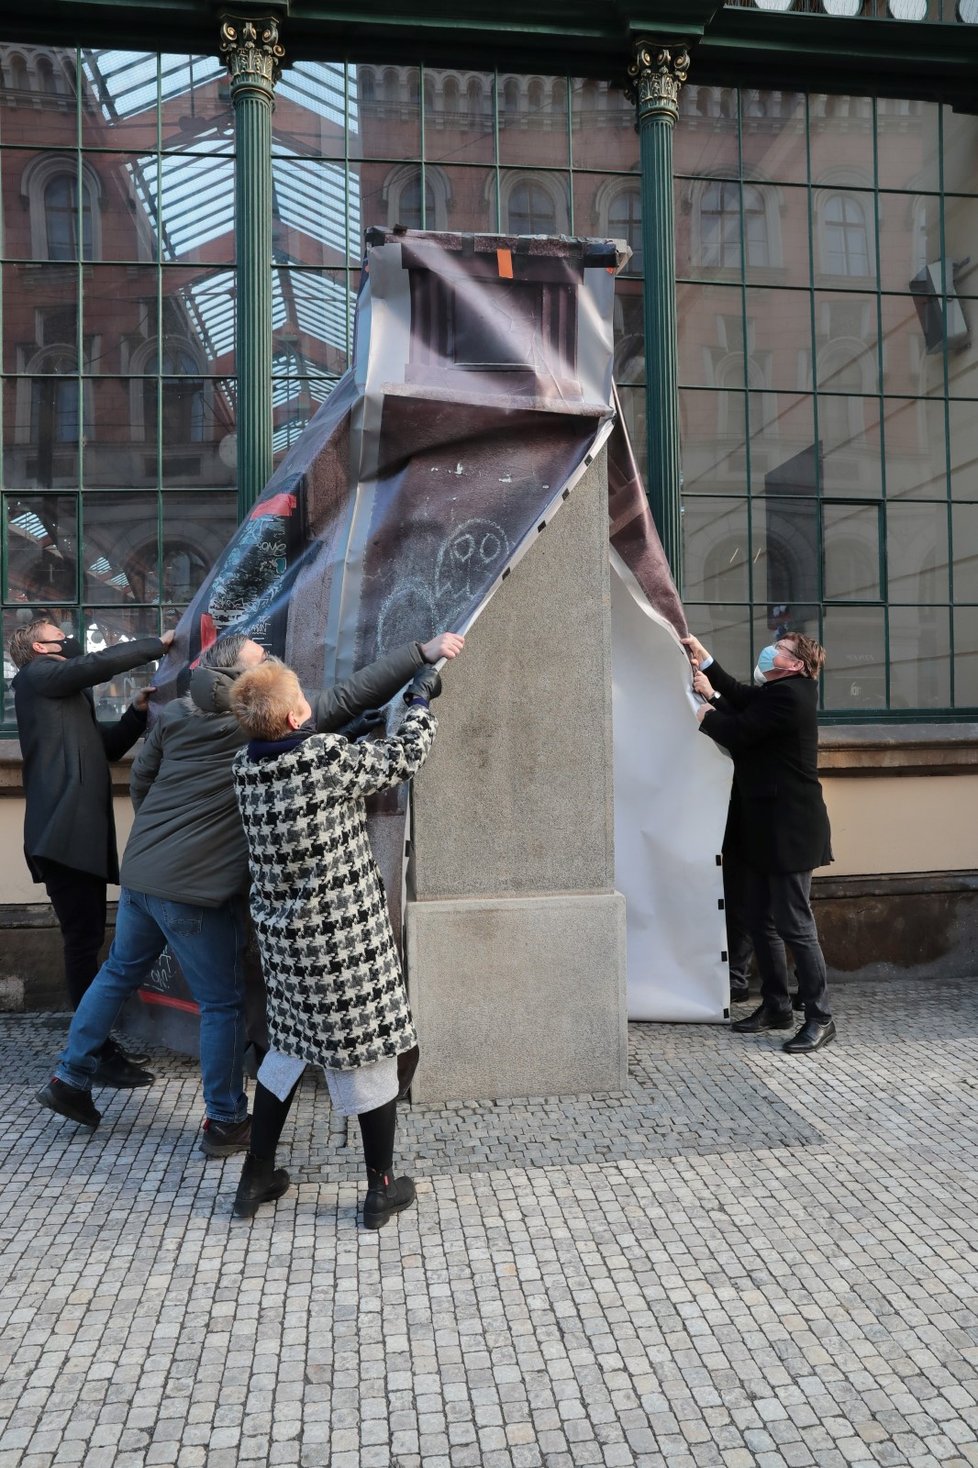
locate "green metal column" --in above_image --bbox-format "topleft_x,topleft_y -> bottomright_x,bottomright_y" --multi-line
626,41 -> 689,584
219,12 -> 284,520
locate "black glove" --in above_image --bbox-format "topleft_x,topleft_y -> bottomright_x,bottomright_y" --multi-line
337,708 -> 387,741
404,664 -> 442,706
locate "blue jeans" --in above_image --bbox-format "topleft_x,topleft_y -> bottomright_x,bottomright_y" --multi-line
56,889 -> 248,1124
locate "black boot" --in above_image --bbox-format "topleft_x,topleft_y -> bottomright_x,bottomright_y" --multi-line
363,1168 -> 416,1230
233,1153 -> 291,1218
396,1045 -> 420,1101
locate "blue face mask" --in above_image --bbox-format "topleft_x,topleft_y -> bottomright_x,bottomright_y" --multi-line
753,644 -> 779,684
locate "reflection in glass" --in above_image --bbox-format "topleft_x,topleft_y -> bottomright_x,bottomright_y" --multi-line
0,47 -> 78,149
351,64 -> 421,160
425,70 -> 494,167
80,51 -> 160,150
820,397 -> 882,499
878,192 -> 938,295
3,379 -> 82,488
677,283 -> 749,389
83,491 -> 159,603
272,155 -> 359,268
748,393 -> 816,498
809,94 -> 874,186
952,503 -> 978,602
680,388 -> 748,495
613,287 -> 645,385
683,604 -> 753,677
84,265 -> 158,375
948,397 -> 978,499
752,499 -> 820,619
823,502 -> 881,601
819,192 -> 874,280
740,90 -> 807,186
162,492 -> 237,604
499,75 -> 568,169
2,264 -> 79,375
45,174 -> 95,261
884,397 -> 948,499
822,605 -> 886,709
682,499 -> 750,602
743,288 -> 811,391
674,85 -> 738,180
880,293 -> 940,397
876,98 -> 940,194
3,494 -> 78,604
953,607 -> 978,708
274,61 -> 351,158
887,502 -> 949,603
889,605 -> 949,709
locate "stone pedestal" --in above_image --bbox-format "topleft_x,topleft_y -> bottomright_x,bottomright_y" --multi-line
405,450 -> 628,1101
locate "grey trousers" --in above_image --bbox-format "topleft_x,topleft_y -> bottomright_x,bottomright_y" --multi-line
745,867 -> 831,1022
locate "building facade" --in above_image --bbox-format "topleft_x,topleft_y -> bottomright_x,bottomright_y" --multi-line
1,2 -> 977,979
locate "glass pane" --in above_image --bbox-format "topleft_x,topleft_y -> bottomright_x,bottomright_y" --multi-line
496,170 -> 570,236
941,195 -> 978,296
161,490 -> 236,598
952,504 -> 978,601
577,179 -> 643,274
884,397 -> 948,499
880,293 -> 941,397
822,605 -> 886,710
274,61 -> 350,158
272,377 -> 335,462
740,90 -> 807,186
814,189 -> 876,287
163,266 -> 236,376
673,86 -> 738,179
682,605 -> 752,677
0,47 -> 78,148
3,263 -> 79,374
80,51 -> 160,151
79,153 -> 158,263
160,379 -> 236,487
84,264 -> 158,374
425,69 -> 495,166
572,79 -> 638,173
158,53 -> 233,151
814,292 -> 878,394
820,397 -> 882,499
3,492 -> 78,603
751,498 -> 820,611
747,184 -> 806,288
87,377 -> 155,488
349,65 -> 420,160
878,192 -> 939,294
876,99 -> 940,194
678,282 -> 747,389
616,385 -> 647,478
745,288 -> 811,391
612,285 -> 645,384
823,502 -> 881,601
680,388 -> 747,495
157,151 -> 234,265
953,606 -> 978,707
682,498 -> 750,602
753,602 -> 821,657
499,75 -> 567,169
887,501 -> 949,603
273,270 -> 353,381
889,605 -> 950,709
942,103 -> 978,196
748,392 -> 816,496
272,156 -> 356,269
3,377 -> 81,487
82,490 -> 159,603
809,94 -> 874,187
82,605 -> 163,717
949,397 -> 978,499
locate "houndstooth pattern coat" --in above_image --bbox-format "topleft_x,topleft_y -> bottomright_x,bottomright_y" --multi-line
232,706 -> 435,1071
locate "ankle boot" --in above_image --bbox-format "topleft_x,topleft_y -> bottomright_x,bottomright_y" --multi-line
233,1153 -> 291,1219
363,1168 -> 416,1230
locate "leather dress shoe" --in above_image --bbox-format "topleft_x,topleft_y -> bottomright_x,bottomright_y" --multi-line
94,1051 -> 154,1088
783,1017 -> 836,1054
36,1078 -> 101,1128
731,1003 -> 795,1033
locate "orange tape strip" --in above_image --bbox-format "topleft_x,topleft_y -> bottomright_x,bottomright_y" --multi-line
497,248 -> 514,279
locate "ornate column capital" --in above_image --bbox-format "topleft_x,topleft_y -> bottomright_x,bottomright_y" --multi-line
625,41 -> 690,126
219,12 -> 285,95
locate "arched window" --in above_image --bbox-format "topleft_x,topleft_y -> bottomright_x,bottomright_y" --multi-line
699,181 -> 770,270
608,188 -> 643,276
144,347 -> 205,445
823,193 -> 871,277
44,174 -> 94,261
31,378 -> 80,444
384,164 -> 449,231
508,181 -> 556,235
37,57 -> 59,94
396,172 -> 435,230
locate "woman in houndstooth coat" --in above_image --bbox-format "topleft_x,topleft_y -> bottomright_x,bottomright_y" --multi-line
227,637 -> 462,1228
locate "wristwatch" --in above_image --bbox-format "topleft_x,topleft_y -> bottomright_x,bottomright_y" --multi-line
709,691 -> 721,703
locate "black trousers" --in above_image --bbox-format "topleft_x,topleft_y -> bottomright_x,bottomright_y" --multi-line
744,866 -> 830,1022
36,858 -> 108,1011
722,855 -> 755,988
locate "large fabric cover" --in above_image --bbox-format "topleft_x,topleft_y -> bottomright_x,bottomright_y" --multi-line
136,229 -> 730,1036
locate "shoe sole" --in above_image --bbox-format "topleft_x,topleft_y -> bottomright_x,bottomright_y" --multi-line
784,1031 -> 837,1054
35,1086 -> 100,1129
94,1073 -> 154,1089
200,1138 -> 251,1158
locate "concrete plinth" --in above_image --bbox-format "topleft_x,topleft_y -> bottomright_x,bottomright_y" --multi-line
405,449 -> 629,1101
406,893 -> 627,1101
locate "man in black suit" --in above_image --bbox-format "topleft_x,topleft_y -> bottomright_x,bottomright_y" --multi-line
10,617 -> 174,1085
681,631 -> 835,1054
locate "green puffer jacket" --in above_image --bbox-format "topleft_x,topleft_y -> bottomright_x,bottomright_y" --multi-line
120,641 -> 426,907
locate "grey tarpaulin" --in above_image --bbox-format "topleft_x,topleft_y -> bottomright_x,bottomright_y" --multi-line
128,228 -> 730,1046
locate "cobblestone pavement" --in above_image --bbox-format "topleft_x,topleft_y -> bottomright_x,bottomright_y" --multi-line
2,978 -> 978,1468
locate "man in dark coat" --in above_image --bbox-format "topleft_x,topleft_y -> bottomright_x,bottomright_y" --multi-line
9,617 -> 174,1085
682,631 -> 835,1054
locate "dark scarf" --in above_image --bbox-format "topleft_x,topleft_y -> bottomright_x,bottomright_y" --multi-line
246,728 -> 313,763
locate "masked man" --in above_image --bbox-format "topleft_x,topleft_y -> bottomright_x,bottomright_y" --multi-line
10,618 -> 174,1085
682,631 -> 835,1055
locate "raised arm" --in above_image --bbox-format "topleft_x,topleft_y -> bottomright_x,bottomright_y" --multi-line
309,632 -> 464,731
313,705 -> 436,798
25,635 -> 167,699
